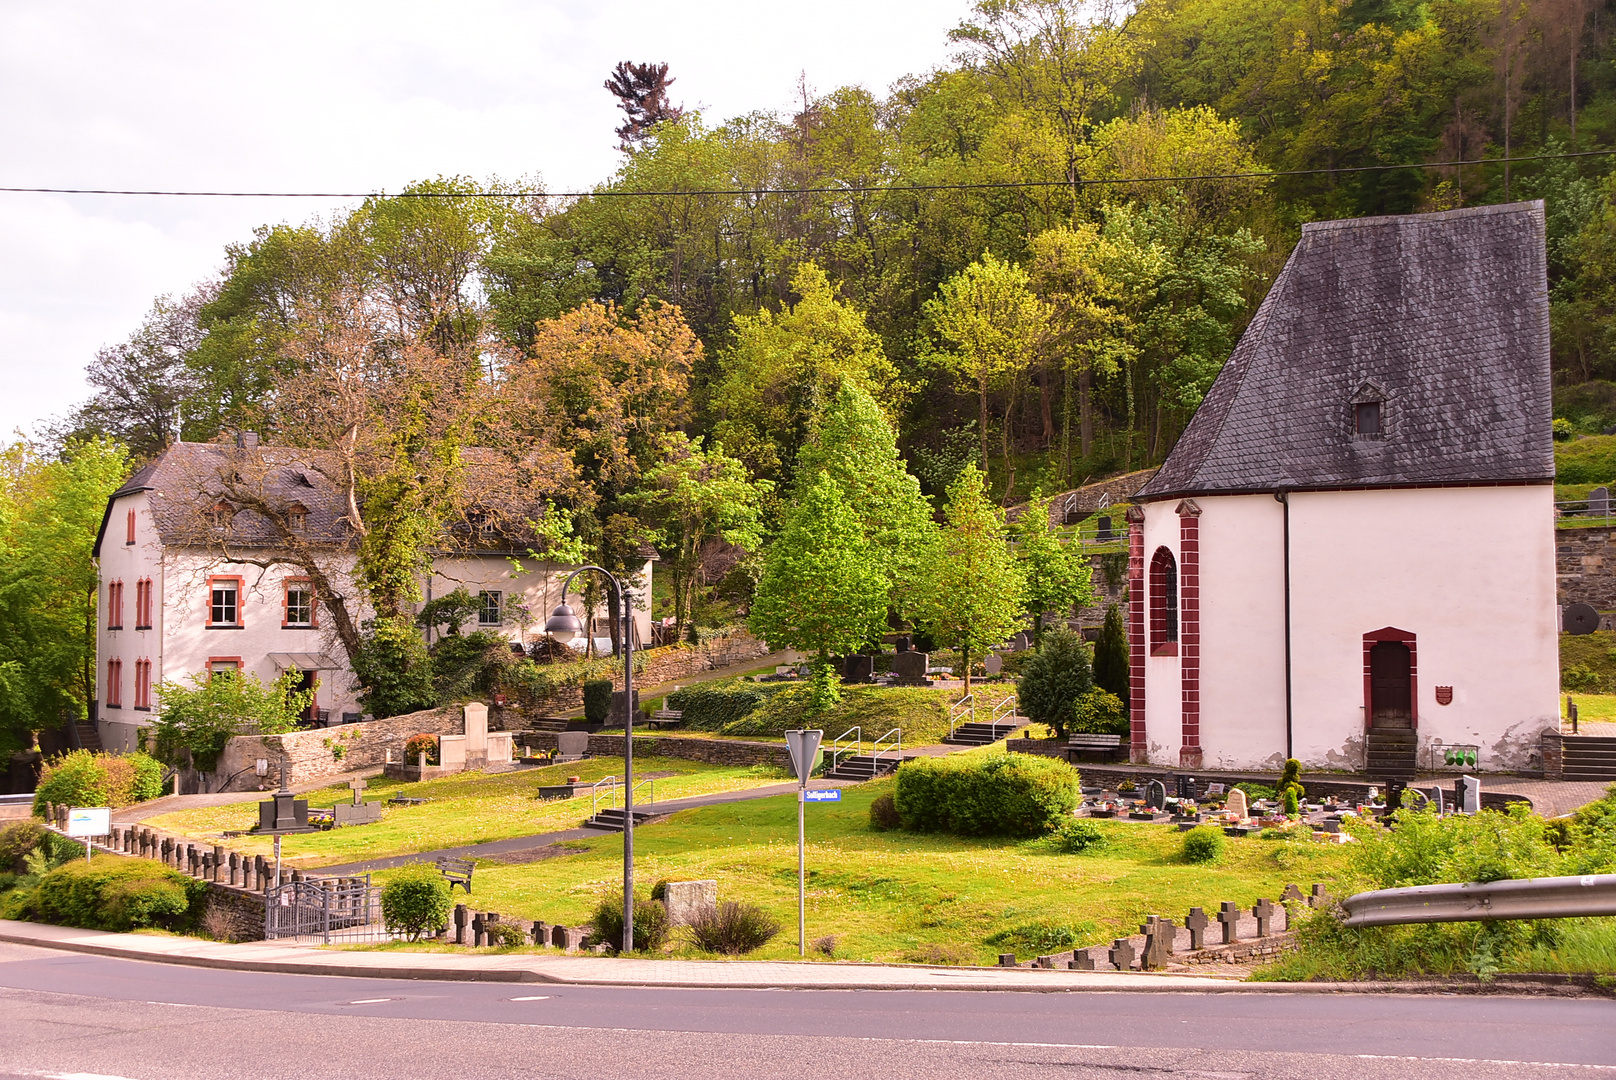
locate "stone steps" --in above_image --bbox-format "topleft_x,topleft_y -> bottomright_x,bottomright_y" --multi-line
943,721 -> 1025,746
1564,736 -> 1616,780
824,754 -> 901,782
1365,728 -> 1417,780
582,807 -> 667,832
76,723 -> 103,753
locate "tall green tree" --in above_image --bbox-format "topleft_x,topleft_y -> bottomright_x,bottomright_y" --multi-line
748,471 -> 889,668
1091,602 -> 1129,708
910,464 -> 1027,692
0,438 -> 131,755
1015,492 -> 1094,639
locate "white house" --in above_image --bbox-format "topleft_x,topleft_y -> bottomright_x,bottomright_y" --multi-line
1126,201 -> 1559,777
91,439 -> 652,754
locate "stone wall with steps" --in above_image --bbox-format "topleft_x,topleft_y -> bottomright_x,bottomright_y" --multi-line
516,730 -> 795,771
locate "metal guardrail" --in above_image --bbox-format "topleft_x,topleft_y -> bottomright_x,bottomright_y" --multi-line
1341,873 -> 1616,928
830,727 -> 861,773
949,695 -> 975,738
589,774 -> 656,816
991,694 -> 1019,728
871,728 -> 902,774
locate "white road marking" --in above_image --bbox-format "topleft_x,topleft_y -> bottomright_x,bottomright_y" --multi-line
344,998 -> 394,1005
508,995 -> 551,1001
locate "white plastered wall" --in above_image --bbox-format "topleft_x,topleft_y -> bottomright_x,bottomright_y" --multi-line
1141,486 -> 1558,773
96,491 -> 163,753
425,556 -> 655,649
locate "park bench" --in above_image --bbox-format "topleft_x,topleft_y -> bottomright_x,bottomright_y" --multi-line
387,795 -> 428,806
646,709 -> 684,730
1068,732 -> 1124,762
437,856 -> 475,894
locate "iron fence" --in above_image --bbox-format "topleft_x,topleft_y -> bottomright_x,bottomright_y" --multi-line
264,874 -> 395,944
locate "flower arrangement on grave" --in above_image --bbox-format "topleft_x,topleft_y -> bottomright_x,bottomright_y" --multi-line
403,733 -> 440,766
1118,779 -> 1137,793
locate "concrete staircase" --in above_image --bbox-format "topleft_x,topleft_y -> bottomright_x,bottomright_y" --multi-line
1562,735 -> 1616,781
824,754 -> 902,782
943,721 -> 1026,747
74,723 -> 103,753
583,807 -> 667,831
1365,727 -> 1418,780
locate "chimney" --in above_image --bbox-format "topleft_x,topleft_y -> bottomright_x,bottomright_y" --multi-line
236,431 -> 261,449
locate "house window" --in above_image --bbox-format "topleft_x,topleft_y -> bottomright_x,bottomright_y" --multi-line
135,579 -> 153,630
1149,546 -> 1179,655
284,581 -> 315,628
211,502 -> 234,530
107,580 -> 124,630
208,577 -> 242,627
478,590 -> 503,627
1355,401 -> 1382,437
208,658 -> 241,679
134,659 -> 151,710
126,509 -> 136,545
106,658 -> 122,708
287,504 -> 307,532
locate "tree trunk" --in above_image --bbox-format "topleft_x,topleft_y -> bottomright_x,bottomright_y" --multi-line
978,378 -> 990,474
1038,362 -> 1054,448
961,642 -> 971,695
1078,365 -> 1093,460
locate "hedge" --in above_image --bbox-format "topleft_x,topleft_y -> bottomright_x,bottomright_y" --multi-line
33,750 -> 164,815
893,752 -> 1080,837
22,857 -> 208,931
666,683 -> 788,730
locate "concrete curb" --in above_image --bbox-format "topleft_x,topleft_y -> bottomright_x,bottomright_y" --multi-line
2,921 -> 1597,995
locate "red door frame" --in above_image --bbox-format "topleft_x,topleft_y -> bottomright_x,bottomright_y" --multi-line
1362,627 -> 1417,730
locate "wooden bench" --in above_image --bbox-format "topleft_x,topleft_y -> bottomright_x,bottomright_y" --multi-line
436,856 -> 474,894
645,709 -> 684,729
1068,733 -> 1124,762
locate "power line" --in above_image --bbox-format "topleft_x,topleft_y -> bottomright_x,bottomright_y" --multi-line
1,148 -> 1611,201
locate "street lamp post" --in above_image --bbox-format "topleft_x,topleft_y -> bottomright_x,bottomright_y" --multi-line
546,566 -> 636,954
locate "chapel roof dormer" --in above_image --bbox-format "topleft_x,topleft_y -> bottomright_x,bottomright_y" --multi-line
1135,201 -> 1553,501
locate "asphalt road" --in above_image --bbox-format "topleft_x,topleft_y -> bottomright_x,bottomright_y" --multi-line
0,941 -> 1611,1079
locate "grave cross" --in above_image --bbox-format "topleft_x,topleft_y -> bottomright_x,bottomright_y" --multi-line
1184,907 -> 1210,950
1108,938 -> 1137,972
1070,949 -> 1099,971
471,913 -> 486,947
453,903 -> 469,945
348,778 -> 368,806
1309,884 -> 1331,910
1140,916 -> 1176,970
1252,898 -> 1277,937
1281,883 -> 1305,905
1218,901 -> 1241,944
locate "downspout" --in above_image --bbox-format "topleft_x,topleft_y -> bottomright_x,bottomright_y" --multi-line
1273,490 -> 1294,760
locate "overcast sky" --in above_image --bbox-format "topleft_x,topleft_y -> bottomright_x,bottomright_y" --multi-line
0,0 -> 972,437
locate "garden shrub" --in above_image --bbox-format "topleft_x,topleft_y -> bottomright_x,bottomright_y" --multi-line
666,682 -> 785,730
583,679 -> 614,726
402,733 -> 440,766
1072,688 -> 1128,736
1182,825 -> 1226,864
1050,819 -> 1106,853
894,752 -> 1080,837
590,893 -> 670,953
151,668 -> 310,771
1281,789 -> 1300,817
986,917 -> 1096,956
1555,433 -> 1616,484
685,900 -> 781,955
380,863 -> 452,941
32,750 -> 166,814
1562,663 -> 1603,693
1016,627 -> 1093,737
1276,758 -> 1306,802
868,792 -> 901,831
1234,782 -> 1276,802
26,857 -> 207,931
486,922 -> 527,948
0,822 -> 46,872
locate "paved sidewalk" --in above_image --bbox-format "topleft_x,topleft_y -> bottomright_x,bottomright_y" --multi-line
0,918 -> 1301,993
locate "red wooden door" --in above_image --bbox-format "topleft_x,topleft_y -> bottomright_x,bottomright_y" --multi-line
1369,641 -> 1412,726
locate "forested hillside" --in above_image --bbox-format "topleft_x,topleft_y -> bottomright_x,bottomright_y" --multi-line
61,0 -> 1616,507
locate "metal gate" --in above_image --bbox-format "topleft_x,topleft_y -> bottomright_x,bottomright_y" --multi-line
264,875 -> 392,944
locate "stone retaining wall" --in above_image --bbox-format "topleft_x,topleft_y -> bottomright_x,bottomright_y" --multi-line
214,704 -> 464,792
517,731 -> 792,771
1557,528 -> 1616,609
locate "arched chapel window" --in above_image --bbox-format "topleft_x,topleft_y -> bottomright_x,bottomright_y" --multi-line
1150,546 -> 1178,655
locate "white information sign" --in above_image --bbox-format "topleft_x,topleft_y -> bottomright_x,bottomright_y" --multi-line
66,807 -> 110,838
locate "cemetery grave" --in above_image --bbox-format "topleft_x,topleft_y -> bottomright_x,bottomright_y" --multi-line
364,771 -> 1355,964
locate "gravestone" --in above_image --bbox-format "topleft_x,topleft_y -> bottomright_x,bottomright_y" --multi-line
335,777 -> 384,826
1421,786 -> 1445,814
1184,907 -> 1210,950
894,636 -> 910,653
1141,916 -> 1175,969
983,654 -> 1003,676
610,689 -> 640,726
1593,487 -> 1611,517
556,731 -> 590,761
1204,783 -> 1226,797
1309,884 -> 1331,909
662,880 -> 718,926
998,954 -> 1017,967
1095,515 -> 1114,541
842,654 -> 873,684
1456,775 -> 1482,814
1218,901 -> 1241,944
531,920 -> 547,945
891,651 -> 930,686
1225,788 -> 1248,820
1108,938 -> 1136,971
453,904 -> 468,945
1174,774 -> 1195,800
1386,779 -> 1406,812
1252,898 -> 1276,937
1010,633 -> 1031,652
1145,780 -> 1168,811
551,924 -> 586,952
1069,949 -> 1100,970
471,913 -> 486,947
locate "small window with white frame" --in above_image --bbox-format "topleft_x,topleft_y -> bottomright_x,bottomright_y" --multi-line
284,581 -> 314,628
209,578 -> 241,627
478,590 -> 503,627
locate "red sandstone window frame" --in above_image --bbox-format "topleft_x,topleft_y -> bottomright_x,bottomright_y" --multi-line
133,658 -> 151,710
135,578 -> 153,630
107,580 -> 124,630
207,657 -> 243,680
207,575 -> 244,628
1149,546 -> 1179,656
125,508 -> 136,545
105,658 -> 122,708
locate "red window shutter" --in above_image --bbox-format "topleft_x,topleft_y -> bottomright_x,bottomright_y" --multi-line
126,509 -> 136,544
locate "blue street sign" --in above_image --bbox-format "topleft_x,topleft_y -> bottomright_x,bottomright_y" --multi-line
804,789 -> 842,802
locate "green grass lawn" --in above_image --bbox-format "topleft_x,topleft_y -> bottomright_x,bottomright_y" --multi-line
370,774 -> 1355,964
1563,692 -> 1616,722
142,757 -> 792,869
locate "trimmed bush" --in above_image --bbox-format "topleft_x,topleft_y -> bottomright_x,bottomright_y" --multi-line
486,922 -> 527,948
1182,825 -> 1226,864
0,822 -> 46,872
666,682 -> 786,730
590,893 -> 670,953
402,733 -> 440,766
1050,819 -> 1106,853
1277,758 -> 1306,802
894,752 -> 1080,837
380,864 -> 452,941
1073,688 -> 1128,736
33,750 -> 167,815
868,792 -> 901,831
583,679 -> 614,726
685,900 -> 781,955
26,857 -> 208,931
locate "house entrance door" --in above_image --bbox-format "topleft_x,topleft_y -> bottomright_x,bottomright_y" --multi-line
1369,641 -> 1412,728
292,669 -> 318,726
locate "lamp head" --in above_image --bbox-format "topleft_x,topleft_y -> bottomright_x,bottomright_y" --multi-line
545,601 -> 584,637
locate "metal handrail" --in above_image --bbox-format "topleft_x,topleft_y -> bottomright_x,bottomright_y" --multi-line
830,727 -> 861,773
631,776 -> 655,806
1341,873 -> 1616,928
871,727 -> 902,775
949,695 -> 976,738
991,694 -> 1019,730
590,775 -> 620,817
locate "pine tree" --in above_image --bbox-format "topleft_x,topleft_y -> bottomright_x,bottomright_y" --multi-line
1092,603 -> 1129,708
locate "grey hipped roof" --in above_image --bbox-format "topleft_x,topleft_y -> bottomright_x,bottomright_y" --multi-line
1135,201 -> 1554,502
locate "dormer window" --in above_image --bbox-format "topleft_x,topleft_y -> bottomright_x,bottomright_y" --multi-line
211,502 -> 234,530
1351,381 -> 1388,441
287,504 -> 308,532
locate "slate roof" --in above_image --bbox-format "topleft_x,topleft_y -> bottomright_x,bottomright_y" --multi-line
1135,201 -> 1553,502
